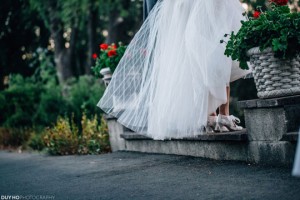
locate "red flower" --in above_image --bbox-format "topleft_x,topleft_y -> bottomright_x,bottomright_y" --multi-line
100,43 -> 108,50
269,0 -> 288,6
253,11 -> 261,19
92,53 -> 98,59
107,50 -> 117,57
111,44 -> 117,49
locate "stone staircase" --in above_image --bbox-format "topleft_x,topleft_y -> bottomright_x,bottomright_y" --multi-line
104,95 -> 300,166
121,130 -> 249,162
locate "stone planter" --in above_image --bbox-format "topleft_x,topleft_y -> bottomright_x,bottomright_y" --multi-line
100,67 -> 112,87
247,47 -> 300,99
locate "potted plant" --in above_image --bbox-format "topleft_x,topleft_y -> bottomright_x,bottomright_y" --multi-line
223,0 -> 300,98
92,43 -> 127,87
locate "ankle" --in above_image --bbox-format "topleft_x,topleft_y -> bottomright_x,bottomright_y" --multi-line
218,114 -> 229,117
219,112 -> 229,116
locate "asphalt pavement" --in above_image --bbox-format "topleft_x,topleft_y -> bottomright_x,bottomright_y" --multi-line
0,151 -> 300,200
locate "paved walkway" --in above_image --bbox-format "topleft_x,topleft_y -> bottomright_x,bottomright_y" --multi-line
0,151 -> 300,200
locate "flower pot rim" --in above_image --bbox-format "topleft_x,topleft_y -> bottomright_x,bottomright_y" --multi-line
100,67 -> 111,75
247,47 -> 273,57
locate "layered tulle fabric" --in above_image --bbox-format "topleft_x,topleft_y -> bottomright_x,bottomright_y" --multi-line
292,130 -> 300,177
98,0 -> 251,140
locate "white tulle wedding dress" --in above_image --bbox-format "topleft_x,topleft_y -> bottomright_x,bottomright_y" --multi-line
98,0 -> 251,140
293,130 -> 300,177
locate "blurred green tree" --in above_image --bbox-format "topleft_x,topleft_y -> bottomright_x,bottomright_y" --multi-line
29,0 -> 143,85
241,0 -> 299,13
0,0 -> 142,88
241,0 -> 267,11
2,0 -> 298,89
0,0 -> 50,90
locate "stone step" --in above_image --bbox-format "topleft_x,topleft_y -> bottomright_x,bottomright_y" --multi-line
121,130 -> 297,142
104,95 -> 300,166
121,132 -> 249,163
281,132 -> 299,142
118,130 -> 297,166
105,110 -> 298,166
121,130 -> 248,141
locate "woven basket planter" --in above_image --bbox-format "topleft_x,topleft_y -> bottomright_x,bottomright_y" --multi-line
247,47 -> 300,99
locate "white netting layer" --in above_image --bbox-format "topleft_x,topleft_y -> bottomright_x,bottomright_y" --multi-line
98,0 -> 250,140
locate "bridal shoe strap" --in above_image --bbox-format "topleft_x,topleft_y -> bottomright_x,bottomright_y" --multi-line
229,115 -> 241,124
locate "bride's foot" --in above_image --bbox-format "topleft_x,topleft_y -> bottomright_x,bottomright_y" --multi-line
205,116 -> 216,133
214,115 -> 229,133
206,116 -> 229,133
216,114 -> 243,132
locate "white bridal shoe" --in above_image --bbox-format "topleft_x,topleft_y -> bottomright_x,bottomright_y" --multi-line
206,116 -> 229,133
206,116 -> 216,133
215,114 -> 243,132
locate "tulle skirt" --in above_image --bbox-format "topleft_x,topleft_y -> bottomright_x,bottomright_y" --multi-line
98,0 -> 251,140
293,130 -> 300,177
